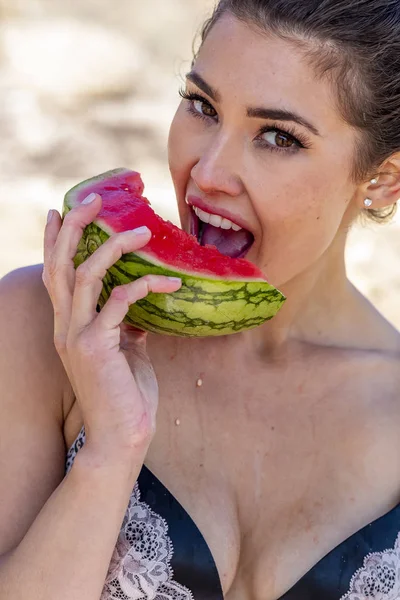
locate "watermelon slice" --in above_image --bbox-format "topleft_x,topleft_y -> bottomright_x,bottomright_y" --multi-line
62,168 -> 286,337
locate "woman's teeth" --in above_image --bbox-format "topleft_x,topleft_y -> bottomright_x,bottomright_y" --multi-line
193,206 -> 242,231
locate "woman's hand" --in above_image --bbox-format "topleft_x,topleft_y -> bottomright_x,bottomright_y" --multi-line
42,193 -> 181,460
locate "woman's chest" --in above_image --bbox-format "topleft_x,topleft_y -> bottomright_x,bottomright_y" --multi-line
63,341 -> 400,599
145,351 -> 400,599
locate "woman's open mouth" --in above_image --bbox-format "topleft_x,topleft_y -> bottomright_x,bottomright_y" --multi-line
189,205 -> 255,259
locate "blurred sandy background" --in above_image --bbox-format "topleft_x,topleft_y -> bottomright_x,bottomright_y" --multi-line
0,0 -> 399,329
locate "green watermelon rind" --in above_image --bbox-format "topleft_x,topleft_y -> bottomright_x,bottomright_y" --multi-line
69,217 -> 286,337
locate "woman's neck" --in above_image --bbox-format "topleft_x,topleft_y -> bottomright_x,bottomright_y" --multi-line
240,231 -> 400,358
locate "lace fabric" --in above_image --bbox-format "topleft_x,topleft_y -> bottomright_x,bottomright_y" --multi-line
340,533 -> 400,600
65,427 -> 193,600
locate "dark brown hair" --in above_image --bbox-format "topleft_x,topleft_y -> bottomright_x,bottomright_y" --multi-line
193,0 -> 400,223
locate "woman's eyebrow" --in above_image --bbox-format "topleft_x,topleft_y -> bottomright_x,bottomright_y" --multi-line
186,71 -> 221,102
247,107 -> 321,137
186,70 -> 321,137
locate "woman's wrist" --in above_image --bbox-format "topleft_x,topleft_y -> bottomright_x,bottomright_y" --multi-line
73,437 -> 150,486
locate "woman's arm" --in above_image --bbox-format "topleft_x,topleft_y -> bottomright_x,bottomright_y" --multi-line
1,446 -> 143,600
0,266 -> 145,600
0,191 -> 181,600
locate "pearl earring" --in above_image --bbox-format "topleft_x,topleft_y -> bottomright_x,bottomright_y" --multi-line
364,178 -> 378,207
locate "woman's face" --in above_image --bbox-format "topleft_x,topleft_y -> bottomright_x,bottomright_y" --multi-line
168,13 -> 360,288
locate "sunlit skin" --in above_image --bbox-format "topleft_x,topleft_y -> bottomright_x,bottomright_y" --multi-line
168,13 -> 400,354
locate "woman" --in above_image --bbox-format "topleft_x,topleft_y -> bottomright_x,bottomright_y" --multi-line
0,0 -> 399,598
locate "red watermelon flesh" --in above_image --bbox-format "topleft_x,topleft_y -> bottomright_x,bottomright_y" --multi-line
72,168 -> 266,282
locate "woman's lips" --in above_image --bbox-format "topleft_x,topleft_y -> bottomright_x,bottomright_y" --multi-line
188,205 -> 255,259
186,195 -> 254,234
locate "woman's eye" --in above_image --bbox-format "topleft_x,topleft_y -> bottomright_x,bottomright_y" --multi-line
261,130 -> 297,149
193,99 -> 217,118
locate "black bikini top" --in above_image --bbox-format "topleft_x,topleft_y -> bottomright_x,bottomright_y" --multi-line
66,427 -> 400,599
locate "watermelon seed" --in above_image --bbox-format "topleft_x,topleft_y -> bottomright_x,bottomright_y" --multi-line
196,378 -> 203,387
175,419 -> 181,426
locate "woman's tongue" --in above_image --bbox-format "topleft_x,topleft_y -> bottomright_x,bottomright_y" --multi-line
200,222 -> 254,259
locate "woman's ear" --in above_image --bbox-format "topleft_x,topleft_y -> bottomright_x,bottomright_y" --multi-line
361,152 -> 400,210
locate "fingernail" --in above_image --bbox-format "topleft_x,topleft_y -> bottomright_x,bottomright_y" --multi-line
168,277 -> 181,282
82,193 -> 97,205
46,210 -> 53,223
131,226 -> 150,235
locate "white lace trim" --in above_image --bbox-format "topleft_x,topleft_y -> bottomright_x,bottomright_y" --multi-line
65,427 -> 194,600
340,533 -> 400,600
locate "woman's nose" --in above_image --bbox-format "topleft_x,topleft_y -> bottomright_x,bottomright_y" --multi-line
191,135 -> 243,197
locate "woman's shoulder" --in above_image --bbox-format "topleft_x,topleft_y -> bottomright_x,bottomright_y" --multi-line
0,263 -> 73,422
325,284 -> 400,395
320,331 -> 400,406
348,283 -> 400,354
349,308 -> 400,398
